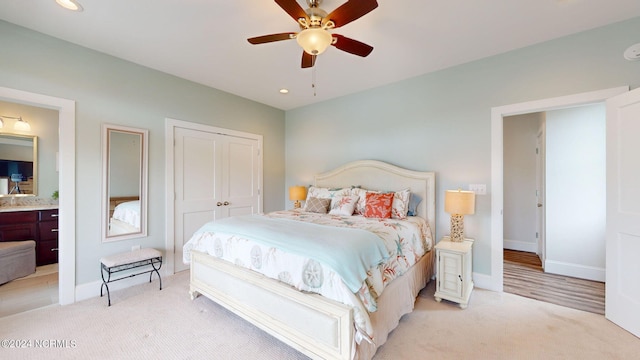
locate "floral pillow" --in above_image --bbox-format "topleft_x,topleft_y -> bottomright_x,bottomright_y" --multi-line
350,187 -> 368,215
303,197 -> 331,213
306,186 -> 350,202
364,192 -> 394,219
329,195 -> 359,216
391,188 -> 411,220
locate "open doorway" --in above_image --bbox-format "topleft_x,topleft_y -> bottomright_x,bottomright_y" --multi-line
0,85 -> 76,308
0,100 -> 60,316
499,97 -> 612,314
504,103 -> 608,277
489,86 -> 627,293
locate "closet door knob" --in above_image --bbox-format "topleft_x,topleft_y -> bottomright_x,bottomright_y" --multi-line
223,201 -> 230,206
216,202 -> 223,206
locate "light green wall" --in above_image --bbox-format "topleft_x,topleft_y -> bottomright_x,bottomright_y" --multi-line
0,20 -> 286,284
285,17 -> 640,275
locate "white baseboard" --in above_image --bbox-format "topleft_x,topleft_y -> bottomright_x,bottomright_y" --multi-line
544,259 -> 605,282
503,239 -> 538,253
473,272 -> 500,292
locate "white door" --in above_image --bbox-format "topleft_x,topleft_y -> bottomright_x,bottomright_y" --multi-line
221,135 -> 261,218
173,127 -> 261,272
174,127 -> 222,273
605,87 -> 640,338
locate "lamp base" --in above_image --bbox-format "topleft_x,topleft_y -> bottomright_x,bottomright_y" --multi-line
450,214 -> 465,242
293,200 -> 302,209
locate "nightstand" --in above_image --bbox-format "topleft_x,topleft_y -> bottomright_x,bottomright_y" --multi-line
434,236 -> 474,309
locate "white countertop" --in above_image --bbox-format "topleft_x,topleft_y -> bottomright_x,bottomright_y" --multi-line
0,205 -> 59,213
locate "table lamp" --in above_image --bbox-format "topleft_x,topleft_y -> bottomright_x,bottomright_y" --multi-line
445,189 -> 475,242
289,186 -> 307,209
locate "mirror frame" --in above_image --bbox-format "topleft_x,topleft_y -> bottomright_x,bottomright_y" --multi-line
0,133 -> 38,197
101,124 -> 148,242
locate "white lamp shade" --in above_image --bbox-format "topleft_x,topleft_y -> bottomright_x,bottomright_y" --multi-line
296,28 -> 332,55
445,190 -> 475,215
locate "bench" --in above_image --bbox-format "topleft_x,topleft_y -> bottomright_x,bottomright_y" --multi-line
0,240 -> 36,284
100,248 -> 162,306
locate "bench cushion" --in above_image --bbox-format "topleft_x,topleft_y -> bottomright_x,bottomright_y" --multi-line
100,248 -> 162,268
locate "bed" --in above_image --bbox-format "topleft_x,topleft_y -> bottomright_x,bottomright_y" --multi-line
184,160 -> 436,360
108,198 -> 141,235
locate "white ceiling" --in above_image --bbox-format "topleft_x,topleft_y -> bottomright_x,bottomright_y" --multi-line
1,1 -> 639,110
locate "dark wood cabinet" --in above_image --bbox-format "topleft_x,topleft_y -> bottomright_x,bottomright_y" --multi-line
0,208 -> 59,266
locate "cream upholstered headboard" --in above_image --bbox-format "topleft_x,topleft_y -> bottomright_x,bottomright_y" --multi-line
314,160 -> 436,237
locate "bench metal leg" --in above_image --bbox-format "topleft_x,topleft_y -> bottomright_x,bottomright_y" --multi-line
100,264 -> 112,306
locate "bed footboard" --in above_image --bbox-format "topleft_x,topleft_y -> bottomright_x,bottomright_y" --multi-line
189,250 -> 354,360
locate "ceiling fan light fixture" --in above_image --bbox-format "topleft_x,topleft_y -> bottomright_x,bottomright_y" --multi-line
56,0 -> 83,12
296,28 -> 332,55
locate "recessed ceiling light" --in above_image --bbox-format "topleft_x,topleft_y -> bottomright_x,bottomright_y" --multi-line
56,0 -> 83,12
279,88 -> 289,94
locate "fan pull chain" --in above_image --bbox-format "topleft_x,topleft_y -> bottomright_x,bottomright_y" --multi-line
312,66 -> 317,97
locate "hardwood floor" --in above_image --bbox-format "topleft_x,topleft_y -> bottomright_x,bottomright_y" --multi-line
503,250 -> 605,315
0,264 -> 58,317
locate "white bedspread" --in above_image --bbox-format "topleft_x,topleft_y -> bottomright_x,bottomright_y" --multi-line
112,200 -> 140,229
183,210 -> 433,341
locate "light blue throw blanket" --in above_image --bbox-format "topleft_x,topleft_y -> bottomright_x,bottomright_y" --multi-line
193,214 -> 390,292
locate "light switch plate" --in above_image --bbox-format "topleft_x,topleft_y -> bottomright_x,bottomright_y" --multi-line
469,184 -> 487,195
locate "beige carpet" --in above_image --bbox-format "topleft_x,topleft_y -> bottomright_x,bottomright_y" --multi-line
1,271 -> 638,360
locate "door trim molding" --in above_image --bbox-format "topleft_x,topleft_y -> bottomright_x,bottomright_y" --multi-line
489,86 -> 628,292
164,118 -> 263,275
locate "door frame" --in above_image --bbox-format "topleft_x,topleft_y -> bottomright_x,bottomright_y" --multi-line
535,128 -> 546,268
164,118 -> 263,275
488,86 -> 628,292
0,86 -> 76,305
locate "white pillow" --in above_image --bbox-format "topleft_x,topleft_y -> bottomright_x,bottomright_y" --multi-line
329,195 -> 359,216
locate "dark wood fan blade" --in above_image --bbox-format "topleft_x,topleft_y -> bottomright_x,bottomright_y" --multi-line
332,34 -> 373,57
301,51 -> 317,68
325,0 -> 378,28
247,33 -> 296,44
275,0 -> 309,22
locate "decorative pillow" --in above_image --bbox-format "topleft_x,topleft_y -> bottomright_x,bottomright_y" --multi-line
407,193 -> 422,217
364,192 -> 394,219
391,188 -> 411,220
303,197 -> 331,213
350,187 -> 368,215
306,186 -> 350,202
329,195 -> 359,216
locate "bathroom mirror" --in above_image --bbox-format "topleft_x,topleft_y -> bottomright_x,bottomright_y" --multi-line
102,124 -> 148,242
0,133 -> 38,196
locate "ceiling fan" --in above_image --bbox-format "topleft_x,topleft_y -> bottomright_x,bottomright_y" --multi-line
247,0 -> 378,68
